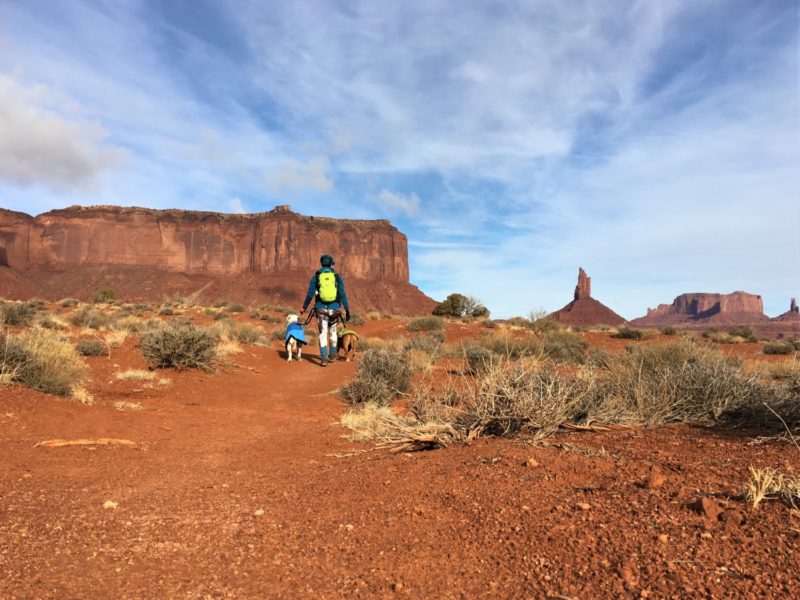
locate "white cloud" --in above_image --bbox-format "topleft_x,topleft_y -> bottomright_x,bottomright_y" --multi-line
228,197 -> 246,214
370,189 -> 421,217
265,157 -> 333,194
0,74 -> 125,190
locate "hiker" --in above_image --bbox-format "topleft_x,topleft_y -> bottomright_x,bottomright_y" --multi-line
300,254 -> 351,366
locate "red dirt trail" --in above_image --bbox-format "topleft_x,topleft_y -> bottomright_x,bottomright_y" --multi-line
1,329 -> 798,598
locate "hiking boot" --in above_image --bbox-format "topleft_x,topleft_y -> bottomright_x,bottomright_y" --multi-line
320,358 -> 328,367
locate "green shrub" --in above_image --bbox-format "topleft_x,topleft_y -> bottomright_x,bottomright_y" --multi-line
403,333 -> 444,359
75,339 -> 108,356
764,343 -> 795,355
260,313 -> 280,323
433,293 -> 489,318
407,316 -> 445,332
159,307 -> 174,316
661,326 -> 678,336
211,311 -> 227,321
0,302 -> 35,327
0,329 -> 87,396
227,304 -> 245,313
613,326 -> 645,340
249,310 -> 260,319
728,325 -> 758,343
140,322 -> 218,371
92,287 -> 116,304
341,349 -> 412,406
212,300 -> 229,308
59,298 -> 80,307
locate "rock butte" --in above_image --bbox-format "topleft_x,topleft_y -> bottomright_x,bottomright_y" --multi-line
0,205 -> 436,315
633,291 -> 768,326
550,268 -> 626,327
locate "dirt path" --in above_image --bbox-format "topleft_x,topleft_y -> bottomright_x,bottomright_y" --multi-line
1,339 -> 798,598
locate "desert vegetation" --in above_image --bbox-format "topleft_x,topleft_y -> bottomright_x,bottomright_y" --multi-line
432,293 -> 490,319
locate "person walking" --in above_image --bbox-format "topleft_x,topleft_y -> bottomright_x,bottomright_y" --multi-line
300,254 -> 350,366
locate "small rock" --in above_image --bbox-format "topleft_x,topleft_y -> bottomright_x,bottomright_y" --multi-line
102,500 -> 118,510
522,505 -> 530,512
697,497 -> 724,521
658,534 -> 669,544
253,509 -> 265,517
345,524 -> 354,531
577,502 -> 591,511
525,458 -> 540,468
646,466 -> 667,490
720,510 -> 743,528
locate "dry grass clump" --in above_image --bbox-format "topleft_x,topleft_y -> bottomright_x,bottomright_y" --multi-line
0,328 -> 87,396
71,386 -> 94,405
114,401 -> 144,411
0,302 -> 35,327
403,333 -> 444,370
745,467 -> 800,508
367,311 -> 381,320
140,322 -> 218,371
37,314 -> 69,330
341,349 -> 412,406
359,336 -> 405,353
105,330 -> 129,348
476,330 -> 587,363
213,320 -> 266,345
340,403 -> 460,450
115,369 -> 155,381
406,316 -> 445,332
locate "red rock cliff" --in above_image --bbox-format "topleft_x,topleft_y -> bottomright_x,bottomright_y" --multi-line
0,205 -> 435,314
0,205 -> 408,280
633,291 -> 767,325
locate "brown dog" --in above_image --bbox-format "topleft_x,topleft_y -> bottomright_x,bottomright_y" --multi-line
336,324 -> 359,362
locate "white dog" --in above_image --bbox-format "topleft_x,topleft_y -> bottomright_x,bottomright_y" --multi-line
285,314 -> 306,362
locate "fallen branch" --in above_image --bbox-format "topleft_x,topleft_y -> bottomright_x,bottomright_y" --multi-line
35,438 -> 139,448
561,422 -> 632,432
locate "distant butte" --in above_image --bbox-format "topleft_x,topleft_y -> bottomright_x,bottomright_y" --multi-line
0,205 -> 436,315
550,268 -> 626,327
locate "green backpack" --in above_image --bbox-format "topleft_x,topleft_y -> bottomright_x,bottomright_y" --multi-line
317,268 -> 339,303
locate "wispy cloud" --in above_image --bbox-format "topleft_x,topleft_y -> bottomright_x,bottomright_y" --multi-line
0,0 -> 795,316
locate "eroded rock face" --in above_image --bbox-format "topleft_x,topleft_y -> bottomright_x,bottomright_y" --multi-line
0,205 -> 435,314
574,267 -> 591,301
635,291 -> 767,325
792,298 -> 798,313
0,205 -> 408,280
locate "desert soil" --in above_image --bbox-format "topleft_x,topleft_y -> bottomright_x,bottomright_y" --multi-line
1,316 -> 798,598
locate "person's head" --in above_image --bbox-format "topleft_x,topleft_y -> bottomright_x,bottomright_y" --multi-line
320,254 -> 335,267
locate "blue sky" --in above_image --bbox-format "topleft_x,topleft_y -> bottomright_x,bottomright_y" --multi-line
0,0 -> 797,318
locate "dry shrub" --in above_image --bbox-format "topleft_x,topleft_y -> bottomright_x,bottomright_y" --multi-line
463,345 -> 500,375
367,311 -> 381,320
38,314 -> 69,330
75,339 -> 108,356
406,316 -> 445,332
538,330 -> 588,363
341,349 -> 412,406
114,400 -> 143,411
764,342 -> 796,356
71,386 -> 94,405
612,326 -> 645,340
583,340 -> 764,425
403,333 -> 444,370
0,329 -> 87,396
0,302 -> 35,327
413,358 -> 589,439
340,403 -> 460,449
140,322 -> 218,371
68,307 -> 116,330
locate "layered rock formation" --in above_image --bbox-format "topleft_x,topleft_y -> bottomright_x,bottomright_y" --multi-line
0,205 -> 435,315
633,291 -> 768,326
550,268 -> 626,327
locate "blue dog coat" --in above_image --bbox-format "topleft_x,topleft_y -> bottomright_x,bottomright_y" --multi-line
285,322 -> 307,345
